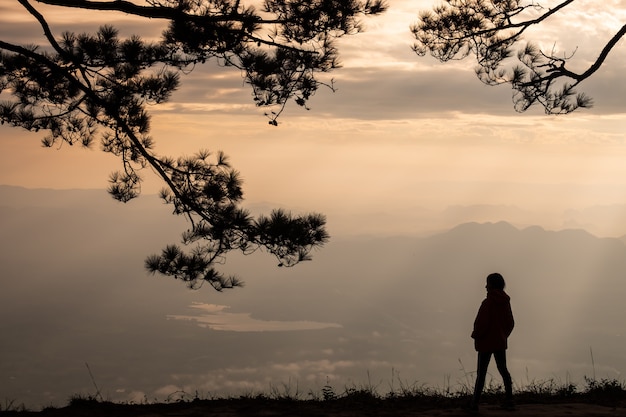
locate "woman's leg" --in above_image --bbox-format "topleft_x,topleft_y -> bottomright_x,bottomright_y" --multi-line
493,350 -> 513,403
472,352 -> 492,407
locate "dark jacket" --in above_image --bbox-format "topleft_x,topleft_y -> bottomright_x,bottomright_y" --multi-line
471,289 -> 514,352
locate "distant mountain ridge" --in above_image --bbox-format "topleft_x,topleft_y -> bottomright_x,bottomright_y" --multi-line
4,184 -> 626,239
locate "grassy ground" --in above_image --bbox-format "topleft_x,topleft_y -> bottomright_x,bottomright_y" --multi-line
2,377 -> 626,416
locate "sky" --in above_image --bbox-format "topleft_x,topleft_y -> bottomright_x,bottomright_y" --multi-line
2,0 -> 626,231
1,0 -> 626,409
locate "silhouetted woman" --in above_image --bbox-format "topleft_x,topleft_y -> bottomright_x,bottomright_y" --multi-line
470,272 -> 514,412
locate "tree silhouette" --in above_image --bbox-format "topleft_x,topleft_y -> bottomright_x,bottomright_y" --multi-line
411,0 -> 626,114
0,0 -> 386,290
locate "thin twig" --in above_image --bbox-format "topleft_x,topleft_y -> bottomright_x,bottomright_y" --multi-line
85,362 -> 103,400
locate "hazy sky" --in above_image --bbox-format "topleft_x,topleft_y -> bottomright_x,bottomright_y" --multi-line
2,0 -> 626,409
1,0 -> 626,233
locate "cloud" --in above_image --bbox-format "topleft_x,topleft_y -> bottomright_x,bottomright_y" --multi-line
5,0 -> 624,120
158,358 -> 396,399
167,302 -> 342,332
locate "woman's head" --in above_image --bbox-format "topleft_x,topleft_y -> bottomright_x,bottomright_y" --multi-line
486,272 -> 505,290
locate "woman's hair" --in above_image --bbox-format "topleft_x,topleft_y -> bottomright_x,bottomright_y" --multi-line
486,272 -> 505,290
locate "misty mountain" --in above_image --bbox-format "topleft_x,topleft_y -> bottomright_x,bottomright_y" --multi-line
1,186 -> 626,408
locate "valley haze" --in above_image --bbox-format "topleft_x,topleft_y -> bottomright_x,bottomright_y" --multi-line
2,186 -> 626,409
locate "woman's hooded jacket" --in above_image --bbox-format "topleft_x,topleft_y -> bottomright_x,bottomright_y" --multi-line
471,289 -> 514,352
